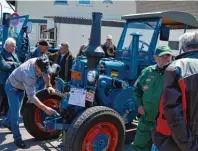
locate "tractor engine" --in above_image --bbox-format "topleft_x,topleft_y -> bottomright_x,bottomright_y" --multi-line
94,32 -> 141,123
96,57 -> 138,123
55,11 -> 141,126
57,12 -> 105,123
56,18 -> 140,125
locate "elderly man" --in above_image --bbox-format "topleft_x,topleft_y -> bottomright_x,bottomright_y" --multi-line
131,46 -> 173,151
152,31 -> 198,151
1,55 -> 57,148
48,42 -> 73,82
101,34 -> 117,57
0,38 -> 21,116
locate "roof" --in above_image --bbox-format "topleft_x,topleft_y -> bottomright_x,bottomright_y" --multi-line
44,16 -> 125,28
122,11 -> 198,28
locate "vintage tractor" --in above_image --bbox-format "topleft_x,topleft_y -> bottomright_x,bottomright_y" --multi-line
23,11 -> 198,150
0,12 -> 32,62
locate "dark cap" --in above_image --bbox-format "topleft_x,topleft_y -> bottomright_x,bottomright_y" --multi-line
36,56 -> 52,74
155,46 -> 172,57
38,40 -> 48,47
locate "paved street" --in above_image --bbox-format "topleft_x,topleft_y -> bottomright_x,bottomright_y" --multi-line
0,117 -> 131,151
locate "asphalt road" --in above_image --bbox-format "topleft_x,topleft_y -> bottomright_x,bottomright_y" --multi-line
0,117 -> 131,151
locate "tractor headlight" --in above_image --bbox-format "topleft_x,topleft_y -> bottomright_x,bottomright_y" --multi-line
87,70 -> 97,83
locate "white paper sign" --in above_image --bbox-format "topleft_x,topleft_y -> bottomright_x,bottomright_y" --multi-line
68,88 -> 86,107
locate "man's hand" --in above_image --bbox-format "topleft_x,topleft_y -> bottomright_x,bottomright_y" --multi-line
47,87 -> 55,94
7,61 -> 13,65
43,106 -> 56,115
138,106 -> 145,115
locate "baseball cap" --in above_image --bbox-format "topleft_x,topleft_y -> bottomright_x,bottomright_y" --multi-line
155,46 -> 172,57
106,34 -> 112,40
36,56 -> 53,74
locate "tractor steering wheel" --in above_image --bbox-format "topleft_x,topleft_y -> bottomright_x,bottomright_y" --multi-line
139,40 -> 149,52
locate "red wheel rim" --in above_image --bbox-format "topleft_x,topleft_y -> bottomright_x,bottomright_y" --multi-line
34,99 -> 59,132
82,122 -> 118,151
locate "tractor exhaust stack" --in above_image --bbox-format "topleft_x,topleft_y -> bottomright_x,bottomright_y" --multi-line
84,12 -> 105,69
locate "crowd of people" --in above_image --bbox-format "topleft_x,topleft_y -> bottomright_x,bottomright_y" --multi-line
1,30 -> 198,151
0,34 -> 117,148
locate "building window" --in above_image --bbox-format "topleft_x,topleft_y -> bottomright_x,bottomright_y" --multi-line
54,0 -> 68,5
103,0 -> 113,4
39,24 -> 47,39
77,0 -> 92,6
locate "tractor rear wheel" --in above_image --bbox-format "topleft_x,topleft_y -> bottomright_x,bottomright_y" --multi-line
64,106 -> 125,151
23,89 -> 62,140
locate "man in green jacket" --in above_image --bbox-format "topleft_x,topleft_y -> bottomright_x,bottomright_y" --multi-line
131,46 -> 173,151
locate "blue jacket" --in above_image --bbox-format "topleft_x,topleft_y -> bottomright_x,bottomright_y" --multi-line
0,49 -> 21,84
25,47 -> 45,61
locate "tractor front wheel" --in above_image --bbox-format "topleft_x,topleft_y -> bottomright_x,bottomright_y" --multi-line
23,89 -> 62,140
64,106 -> 125,151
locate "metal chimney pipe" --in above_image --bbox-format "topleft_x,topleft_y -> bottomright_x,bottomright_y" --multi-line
85,12 -> 105,68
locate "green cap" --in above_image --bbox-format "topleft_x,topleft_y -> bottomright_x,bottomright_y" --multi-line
155,46 -> 172,57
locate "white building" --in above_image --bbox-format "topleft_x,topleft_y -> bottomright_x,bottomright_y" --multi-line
16,0 -> 136,56
0,0 -> 14,15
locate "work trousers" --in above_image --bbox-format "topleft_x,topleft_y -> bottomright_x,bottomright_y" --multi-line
3,80 -> 25,140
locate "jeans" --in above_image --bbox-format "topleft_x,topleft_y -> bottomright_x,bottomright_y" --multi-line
0,96 -> 2,110
151,144 -> 159,151
0,84 -> 9,115
3,80 -> 25,140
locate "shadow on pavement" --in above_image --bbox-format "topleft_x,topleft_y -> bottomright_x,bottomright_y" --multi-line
0,131 -> 11,145
0,138 -> 61,151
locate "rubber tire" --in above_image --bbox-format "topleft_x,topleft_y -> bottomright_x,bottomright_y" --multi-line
23,89 -> 62,140
64,106 -> 125,151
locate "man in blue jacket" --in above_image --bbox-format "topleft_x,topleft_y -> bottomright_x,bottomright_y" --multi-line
25,40 -> 48,60
25,40 -> 49,90
0,38 -> 21,116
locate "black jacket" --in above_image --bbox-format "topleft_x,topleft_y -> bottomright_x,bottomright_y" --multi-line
0,49 -> 21,84
101,42 -> 116,57
48,51 -> 73,81
152,51 -> 198,151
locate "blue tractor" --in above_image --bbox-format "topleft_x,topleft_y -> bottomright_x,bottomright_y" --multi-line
0,13 -> 32,62
23,11 -> 198,150
0,12 -> 58,61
